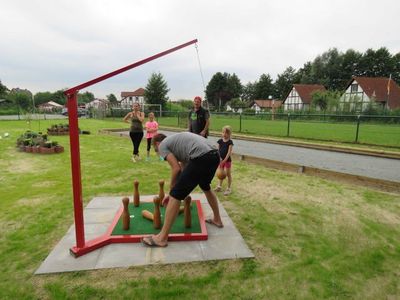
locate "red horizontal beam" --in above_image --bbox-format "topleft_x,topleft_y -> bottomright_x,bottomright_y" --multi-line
64,39 -> 198,96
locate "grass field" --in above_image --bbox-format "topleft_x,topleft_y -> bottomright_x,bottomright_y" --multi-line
1,119 -> 400,299
157,115 -> 400,148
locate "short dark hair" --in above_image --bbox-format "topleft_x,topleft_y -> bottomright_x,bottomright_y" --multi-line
152,133 -> 167,146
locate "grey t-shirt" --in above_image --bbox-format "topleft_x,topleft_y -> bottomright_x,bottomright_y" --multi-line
159,132 -> 215,164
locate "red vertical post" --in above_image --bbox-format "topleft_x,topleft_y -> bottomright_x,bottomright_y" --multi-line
67,92 -> 85,248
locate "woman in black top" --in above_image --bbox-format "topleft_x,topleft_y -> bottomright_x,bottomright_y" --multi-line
123,102 -> 144,162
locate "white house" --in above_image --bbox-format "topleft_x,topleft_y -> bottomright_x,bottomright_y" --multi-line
283,84 -> 326,111
120,88 -> 145,108
251,99 -> 282,113
37,101 -> 63,112
340,76 -> 400,111
86,98 -> 109,109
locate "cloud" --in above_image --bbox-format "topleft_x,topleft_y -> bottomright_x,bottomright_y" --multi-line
1,0 -> 399,99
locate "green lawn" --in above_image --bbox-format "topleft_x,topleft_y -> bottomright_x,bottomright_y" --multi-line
1,119 -> 400,299
157,115 -> 400,147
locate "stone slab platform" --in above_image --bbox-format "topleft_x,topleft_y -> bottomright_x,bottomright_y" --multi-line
35,193 -> 254,274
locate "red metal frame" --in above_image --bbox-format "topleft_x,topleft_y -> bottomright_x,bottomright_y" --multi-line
70,199 -> 207,257
64,39 -> 198,256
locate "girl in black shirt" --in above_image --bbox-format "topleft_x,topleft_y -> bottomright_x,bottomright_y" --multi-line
215,126 -> 234,195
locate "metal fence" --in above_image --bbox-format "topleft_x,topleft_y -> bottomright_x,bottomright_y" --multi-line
155,112 -> 400,147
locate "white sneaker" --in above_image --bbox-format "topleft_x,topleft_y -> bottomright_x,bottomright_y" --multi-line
214,186 -> 222,192
224,188 -> 231,196
131,155 -> 136,163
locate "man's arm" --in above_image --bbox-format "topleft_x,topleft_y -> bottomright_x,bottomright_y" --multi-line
165,153 -> 181,191
200,111 -> 210,137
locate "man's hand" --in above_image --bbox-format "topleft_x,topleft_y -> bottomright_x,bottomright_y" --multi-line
162,195 -> 170,207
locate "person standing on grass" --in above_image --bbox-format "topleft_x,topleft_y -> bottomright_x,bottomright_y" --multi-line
214,125 -> 234,195
188,96 -> 210,138
123,102 -> 144,162
144,112 -> 159,161
141,132 -> 223,248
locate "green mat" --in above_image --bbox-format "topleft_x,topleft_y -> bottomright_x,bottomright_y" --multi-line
111,202 -> 201,235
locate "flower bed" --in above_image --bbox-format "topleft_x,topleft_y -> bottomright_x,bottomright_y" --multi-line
16,131 -> 64,154
47,124 -> 69,136
47,123 -> 90,135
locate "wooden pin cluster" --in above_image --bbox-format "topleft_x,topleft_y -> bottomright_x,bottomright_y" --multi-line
121,179 -> 192,231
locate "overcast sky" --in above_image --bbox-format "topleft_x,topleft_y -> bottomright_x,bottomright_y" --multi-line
1,0 -> 399,100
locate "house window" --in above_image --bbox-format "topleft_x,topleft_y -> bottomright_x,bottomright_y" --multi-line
351,84 -> 358,93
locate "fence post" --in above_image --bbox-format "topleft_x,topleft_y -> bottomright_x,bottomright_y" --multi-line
287,113 -> 291,137
355,114 -> 361,143
239,113 -> 242,133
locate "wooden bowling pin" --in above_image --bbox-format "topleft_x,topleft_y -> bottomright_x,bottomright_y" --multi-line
133,180 -> 140,207
184,195 -> 192,228
122,197 -> 130,230
141,209 -> 154,221
158,180 -> 165,207
153,195 -> 161,229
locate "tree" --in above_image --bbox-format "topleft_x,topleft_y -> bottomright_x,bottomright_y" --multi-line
241,82 -> 256,102
275,67 -> 299,100
78,91 -> 95,104
144,72 -> 170,109
311,90 -> 328,111
0,80 -> 8,98
226,73 -> 243,99
34,92 -> 53,106
8,89 -> 32,110
52,89 -> 67,105
340,49 -> 363,88
254,74 -> 274,99
106,93 -> 118,105
228,98 -> 248,112
205,72 -> 230,110
359,48 -> 394,78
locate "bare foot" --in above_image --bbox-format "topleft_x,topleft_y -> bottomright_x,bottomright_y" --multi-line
205,218 -> 224,228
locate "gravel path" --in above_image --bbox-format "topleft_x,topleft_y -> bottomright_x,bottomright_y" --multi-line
156,130 -> 400,183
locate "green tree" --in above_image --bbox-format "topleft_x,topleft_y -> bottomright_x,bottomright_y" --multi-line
359,48 -> 394,78
228,98 -> 248,112
311,90 -> 328,111
254,74 -> 274,99
33,92 -> 53,106
241,82 -> 256,102
8,89 -> 32,110
53,89 -> 67,105
144,72 -> 170,109
392,52 -> 400,85
226,73 -> 243,99
78,91 -> 95,104
106,93 -> 118,105
275,66 -> 299,100
205,72 -> 230,110
0,80 -> 8,98
340,49 -> 363,87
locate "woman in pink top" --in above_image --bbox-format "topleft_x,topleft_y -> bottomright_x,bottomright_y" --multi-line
145,112 -> 159,161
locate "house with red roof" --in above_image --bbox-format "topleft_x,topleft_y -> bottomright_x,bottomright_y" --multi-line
119,88 -> 145,108
251,99 -> 282,113
340,76 -> 400,111
282,84 -> 326,111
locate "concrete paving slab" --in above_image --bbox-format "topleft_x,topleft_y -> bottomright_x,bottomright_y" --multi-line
35,193 -> 254,274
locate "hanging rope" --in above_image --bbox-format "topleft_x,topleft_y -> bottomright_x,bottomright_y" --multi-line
195,43 -> 208,109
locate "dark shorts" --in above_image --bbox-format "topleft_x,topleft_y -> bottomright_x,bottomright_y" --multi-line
170,150 -> 220,200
